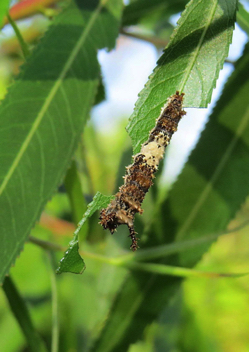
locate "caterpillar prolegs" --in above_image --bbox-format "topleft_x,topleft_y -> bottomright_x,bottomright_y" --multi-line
99,91 -> 186,251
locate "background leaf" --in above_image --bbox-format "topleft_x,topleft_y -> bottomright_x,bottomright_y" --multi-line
2,276 -> 48,352
0,0 -> 10,27
92,39 -> 249,352
122,0 -> 187,26
0,0 -> 123,284
237,2 -> 249,35
127,0 -> 237,153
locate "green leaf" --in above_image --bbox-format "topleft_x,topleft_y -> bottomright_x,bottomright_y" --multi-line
92,40 -> 249,352
2,276 -> 48,352
7,12 -> 30,59
56,240 -> 85,275
0,0 -> 123,284
94,75 -> 106,105
122,0 -> 187,26
237,2 -> 249,35
127,0 -> 237,153
0,0 -> 9,27
57,192 -> 114,274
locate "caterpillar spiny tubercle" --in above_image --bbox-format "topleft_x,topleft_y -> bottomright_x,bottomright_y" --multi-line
99,91 -> 186,251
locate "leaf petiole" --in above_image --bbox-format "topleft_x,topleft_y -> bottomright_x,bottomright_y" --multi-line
6,12 -> 30,59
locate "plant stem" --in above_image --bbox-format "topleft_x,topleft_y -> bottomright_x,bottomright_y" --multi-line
108,219 -> 249,264
48,253 -> 59,352
120,28 -> 168,47
2,276 -> 48,352
29,219 -> 249,264
29,235 -> 247,278
125,261 -> 248,279
29,235 -> 64,251
6,12 -> 30,59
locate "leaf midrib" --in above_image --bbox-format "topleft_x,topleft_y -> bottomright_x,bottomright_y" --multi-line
0,1 -> 105,196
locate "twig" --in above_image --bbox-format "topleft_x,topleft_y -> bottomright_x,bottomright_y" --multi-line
120,28 -> 168,47
47,253 -> 59,352
225,58 -> 235,65
28,236 -> 64,252
125,261 -> 248,279
29,218 -> 249,265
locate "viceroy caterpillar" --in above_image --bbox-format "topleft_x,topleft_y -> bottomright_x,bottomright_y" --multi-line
99,91 -> 186,251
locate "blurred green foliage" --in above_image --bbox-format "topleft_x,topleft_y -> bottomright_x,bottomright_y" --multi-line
1,0 -> 249,352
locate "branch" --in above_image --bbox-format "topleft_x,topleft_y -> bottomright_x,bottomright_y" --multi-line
125,261 -> 248,279
120,28 -> 168,47
29,219 -> 249,264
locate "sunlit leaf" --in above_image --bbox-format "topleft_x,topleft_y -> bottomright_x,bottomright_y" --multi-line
127,0 -> 237,153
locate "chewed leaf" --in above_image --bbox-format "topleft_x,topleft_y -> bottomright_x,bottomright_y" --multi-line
57,192 -> 114,274
56,241 -> 85,275
127,0 -> 237,153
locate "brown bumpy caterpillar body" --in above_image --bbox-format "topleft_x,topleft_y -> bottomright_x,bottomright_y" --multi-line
99,91 -> 186,251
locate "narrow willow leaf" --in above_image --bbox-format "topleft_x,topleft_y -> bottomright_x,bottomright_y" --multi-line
92,41 -> 249,352
127,0 -> 237,153
2,276 -> 48,352
237,2 -> 249,35
0,0 -> 123,284
57,192 -> 114,274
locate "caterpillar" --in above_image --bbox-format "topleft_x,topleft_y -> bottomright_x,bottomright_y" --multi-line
99,91 -> 186,251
